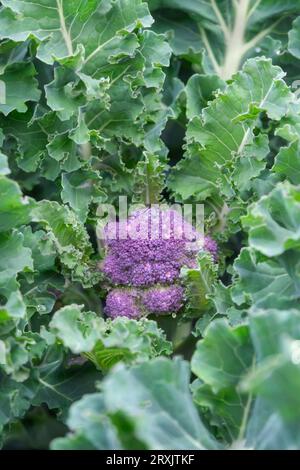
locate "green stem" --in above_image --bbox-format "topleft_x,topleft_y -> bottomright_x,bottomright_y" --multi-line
56,0 -> 73,56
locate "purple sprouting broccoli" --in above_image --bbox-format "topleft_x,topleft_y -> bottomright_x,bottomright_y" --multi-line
101,207 -> 217,319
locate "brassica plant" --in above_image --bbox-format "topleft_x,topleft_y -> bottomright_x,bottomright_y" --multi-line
1,0 -> 300,451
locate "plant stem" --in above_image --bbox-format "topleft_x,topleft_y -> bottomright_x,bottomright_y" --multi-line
56,0 -> 73,56
199,27 -> 221,76
221,0 -> 250,80
210,0 -> 230,41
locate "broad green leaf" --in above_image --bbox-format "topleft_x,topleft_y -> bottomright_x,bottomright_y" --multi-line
0,344 -> 99,435
31,346 -> 100,415
85,80 -> 145,144
0,1 -> 168,158
191,309 -> 300,448
0,290 -> 26,332
275,103 -> 300,142
51,357 -> 221,450
245,397 -> 300,450
132,153 -> 166,204
186,74 -> 225,119
0,109 -> 76,174
45,67 -> 103,122
232,134 -> 270,194
191,317 -> 253,442
0,62 -> 40,116
232,248 -> 300,309
21,227 -> 57,273
85,317 -> 173,370
0,110 -> 50,173
51,393 -> 121,450
140,30 -> 172,89
242,309 -> 300,431
192,320 -> 253,392
0,374 -> 35,432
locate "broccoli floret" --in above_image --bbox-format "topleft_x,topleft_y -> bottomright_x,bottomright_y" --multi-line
141,285 -> 184,315
104,288 -> 141,319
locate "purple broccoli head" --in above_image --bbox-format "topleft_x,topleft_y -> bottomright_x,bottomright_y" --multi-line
102,207 -> 217,319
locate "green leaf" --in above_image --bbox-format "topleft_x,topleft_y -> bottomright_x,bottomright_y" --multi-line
185,74 -> 225,119
31,346 -> 100,415
51,357 -> 221,450
273,140 -> 300,185
140,30 -> 172,87
242,309 -> 300,427
0,177 -> 35,232
232,134 -> 269,194
45,67 -> 87,122
232,248 -> 300,309
0,290 -> 26,327
181,252 -> 218,318
32,200 -> 99,287
192,320 -> 253,392
191,319 -> 253,442
191,308 -> 300,448
168,58 -> 292,202
85,317 -> 173,370
242,182 -> 300,257
61,168 -> 104,222
21,227 -> 57,273
52,393 -> 121,450
288,16 -> 300,59
150,0 -> 300,78
0,62 -> 40,116
0,230 -> 33,297
49,305 -> 172,368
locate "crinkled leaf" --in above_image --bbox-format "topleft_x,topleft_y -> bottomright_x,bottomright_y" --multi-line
32,201 -> 99,287
49,305 -> 172,368
0,62 -> 40,116
168,58 -> 292,202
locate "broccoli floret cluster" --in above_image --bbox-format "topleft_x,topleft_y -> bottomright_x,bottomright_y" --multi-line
102,208 -> 217,319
